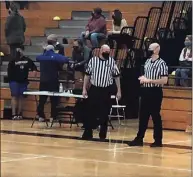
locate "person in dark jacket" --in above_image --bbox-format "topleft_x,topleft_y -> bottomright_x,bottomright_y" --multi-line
36,45 -> 69,123
7,46 -> 37,120
72,39 -> 91,73
5,2 -> 26,59
80,7 -> 107,48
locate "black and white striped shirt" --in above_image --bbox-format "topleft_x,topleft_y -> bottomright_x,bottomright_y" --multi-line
85,57 -> 120,87
143,58 -> 168,87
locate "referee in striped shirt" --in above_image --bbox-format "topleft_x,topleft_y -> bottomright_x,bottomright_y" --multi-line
129,43 -> 168,147
82,44 -> 121,140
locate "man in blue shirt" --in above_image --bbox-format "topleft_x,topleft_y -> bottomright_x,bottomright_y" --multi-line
36,45 -> 69,122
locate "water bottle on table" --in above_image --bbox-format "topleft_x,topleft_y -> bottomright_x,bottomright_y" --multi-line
59,83 -> 63,93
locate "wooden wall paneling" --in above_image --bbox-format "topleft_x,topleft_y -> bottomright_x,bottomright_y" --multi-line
0,100 -> 4,111
162,98 -> 192,112
148,120 -> 187,130
161,110 -> 191,122
30,2 -> 161,12
1,111 -> 3,118
0,9 -> 71,19
163,88 -> 192,99
0,88 -> 11,100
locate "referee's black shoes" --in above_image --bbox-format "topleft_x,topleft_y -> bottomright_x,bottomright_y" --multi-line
82,129 -> 93,140
128,138 -> 143,147
128,138 -> 162,147
150,142 -> 163,148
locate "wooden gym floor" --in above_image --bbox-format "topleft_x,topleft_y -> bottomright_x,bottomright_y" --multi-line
1,119 -> 192,177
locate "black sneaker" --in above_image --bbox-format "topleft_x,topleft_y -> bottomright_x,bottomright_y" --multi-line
17,113 -> 23,120
128,138 -> 143,146
12,115 -> 18,120
99,126 -> 107,140
150,142 -> 162,148
82,129 -> 93,140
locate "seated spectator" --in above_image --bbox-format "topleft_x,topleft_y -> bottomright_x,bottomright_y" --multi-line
7,46 -> 37,120
175,35 -> 192,87
80,7 -> 107,48
62,37 -> 68,44
5,2 -> 26,58
36,45 -> 69,123
72,39 -> 91,73
108,9 -> 131,49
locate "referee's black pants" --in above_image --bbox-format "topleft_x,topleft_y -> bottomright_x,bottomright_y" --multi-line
137,87 -> 163,142
83,85 -> 111,138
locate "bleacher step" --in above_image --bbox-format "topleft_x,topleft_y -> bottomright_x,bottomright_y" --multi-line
59,20 -> 88,28
71,11 -> 110,20
45,28 -> 85,38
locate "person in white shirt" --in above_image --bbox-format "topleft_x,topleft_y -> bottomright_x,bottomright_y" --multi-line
175,35 -> 192,87
107,9 -> 131,48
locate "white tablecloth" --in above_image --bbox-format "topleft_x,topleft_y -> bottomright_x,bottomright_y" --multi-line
23,91 -> 84,98
24,91 -> 115,99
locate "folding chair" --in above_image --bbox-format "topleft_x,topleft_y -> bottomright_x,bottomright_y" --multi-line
109,95 -> 126,126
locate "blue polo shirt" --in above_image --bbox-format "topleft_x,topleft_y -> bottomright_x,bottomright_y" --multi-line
36,49 -> 69,83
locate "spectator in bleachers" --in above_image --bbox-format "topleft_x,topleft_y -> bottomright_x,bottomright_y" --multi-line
46,34 -> 65,56
72,39 -> 91,73
108,9 -> 129,48
80,7 -> 107,48
7,46 -> 37,120
175,35 -> 192,87
5,2 -> 26,58
36,45 -> 69,123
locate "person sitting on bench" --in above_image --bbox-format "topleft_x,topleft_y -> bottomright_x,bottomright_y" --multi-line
80,7 -> 107,48
175,35 -> 192,87
108,9 -> 132,49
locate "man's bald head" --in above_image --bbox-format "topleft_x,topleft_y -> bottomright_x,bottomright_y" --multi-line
149,43 -> 160,55
100,44 -> 110,53
100,44 -> 110,59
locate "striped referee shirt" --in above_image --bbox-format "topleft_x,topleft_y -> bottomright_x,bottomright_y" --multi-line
85,56 -> 120,87
143,58 -> 168,87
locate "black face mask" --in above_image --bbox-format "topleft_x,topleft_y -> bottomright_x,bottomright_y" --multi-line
8,10 -> 11,15
16,51 -> 21,57
73,46 -> 81,52
102,52 -> 110,60
91,12 -> 95,17
147,50 -> 154,57
112,15 -> 115,19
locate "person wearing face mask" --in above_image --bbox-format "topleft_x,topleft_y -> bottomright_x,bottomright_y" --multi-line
82,44 -> 121,140
80,7 -> 107,48
72,39 -> 92,73
175,35 -> 192,87
128,43 -> 168,148
46,34 -> 65,56
5,2 -> 26,59
36,45 -> 69,123
108,9 -> 131,48
7,46 -> 37,120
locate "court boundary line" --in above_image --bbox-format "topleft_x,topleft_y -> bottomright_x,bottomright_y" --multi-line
1,151 -> 191,172
1,130 -> 191,150
1,140 -> 191,159
1,155 -> 47,163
